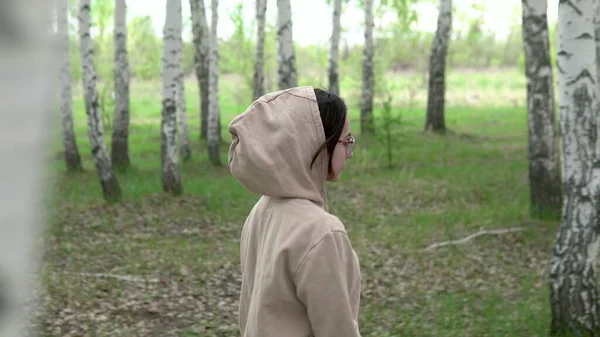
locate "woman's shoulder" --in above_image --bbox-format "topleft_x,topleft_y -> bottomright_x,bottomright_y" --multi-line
290,206 -> 348,241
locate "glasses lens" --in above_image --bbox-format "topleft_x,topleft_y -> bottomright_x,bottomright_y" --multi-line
346,137 -> 354,155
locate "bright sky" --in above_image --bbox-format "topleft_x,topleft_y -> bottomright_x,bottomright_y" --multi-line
125,0 -> 560,46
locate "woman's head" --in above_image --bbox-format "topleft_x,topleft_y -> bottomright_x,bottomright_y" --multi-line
311,88 -> 354,182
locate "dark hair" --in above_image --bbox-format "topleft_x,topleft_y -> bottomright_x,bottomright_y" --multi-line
310,88 -> 347,175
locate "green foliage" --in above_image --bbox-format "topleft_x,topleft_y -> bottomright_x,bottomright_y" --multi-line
379,0 -> 419,33
220,2 -> 256,105
128,16 -> 162,80
90,0 -> 114,42
98,82 -> 115,130
297,43 -> 329,88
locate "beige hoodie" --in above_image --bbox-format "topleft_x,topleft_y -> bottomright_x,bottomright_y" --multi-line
228,86 -> 362,337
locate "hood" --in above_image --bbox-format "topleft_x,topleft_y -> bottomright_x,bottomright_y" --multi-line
228,86 -> 329,210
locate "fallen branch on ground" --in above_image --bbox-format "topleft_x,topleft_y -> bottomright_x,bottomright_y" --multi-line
72,272 -> 160,283
421,227 -> 526,252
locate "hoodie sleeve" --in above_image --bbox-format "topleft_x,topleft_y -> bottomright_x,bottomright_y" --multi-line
295,230 -> 362,337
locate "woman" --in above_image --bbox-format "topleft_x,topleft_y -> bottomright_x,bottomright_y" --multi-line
228,86 -> 362,337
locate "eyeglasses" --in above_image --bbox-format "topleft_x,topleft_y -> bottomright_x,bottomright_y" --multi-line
338,135 -> 355,156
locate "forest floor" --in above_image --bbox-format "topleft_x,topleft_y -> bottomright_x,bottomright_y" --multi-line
35,76 -> 558,336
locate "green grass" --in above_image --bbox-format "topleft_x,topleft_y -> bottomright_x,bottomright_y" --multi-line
38,69 -> 559,337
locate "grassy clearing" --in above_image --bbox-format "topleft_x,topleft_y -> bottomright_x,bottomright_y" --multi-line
38,69 -> 558,336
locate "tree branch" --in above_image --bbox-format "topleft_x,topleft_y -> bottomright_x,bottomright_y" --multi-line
421,227 -> 526,252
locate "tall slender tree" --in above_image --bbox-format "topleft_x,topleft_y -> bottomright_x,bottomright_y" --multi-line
521,0 -> 561,218
253,0 -> 268,100
207,0 -> 221,165
57,0 -> 82,172
189,0 -> 210,139
328,0 -> 343,95
0,1 -> 56,336
276,0 -> 297,89
176,6 -> 191,160
161,0 -> 183,195
360,0 -> 374,134
111,0 -> 131,170
78,0 -> 121,201
595,0 -> 600,97
424,0 -> 452,133
549,0 -> 600,334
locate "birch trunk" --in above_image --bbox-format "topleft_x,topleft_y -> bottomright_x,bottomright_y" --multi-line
57,0 -> 82,172
276,0 -> 297,89
78,0 -> 121,201
111,0 -> 131,170
425,0 -> 452,133
176,11 -> 191,160
189,0 -> 210,139
521,0 -> 561,218
0,1 -> 54,335
207,0 -> 221,165
549,0 -> 600,334
360,0 -> 375,134
596,0 -> 600,97
161,0 -> 183,194
253,0 -> 267,100
328,0 -> 342,95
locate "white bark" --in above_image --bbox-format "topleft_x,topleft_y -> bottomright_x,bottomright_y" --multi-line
161,0 -> 183,194
111,0 -> 131,170
190,0 -> 210,139
176,6 -> 191,160
57,0 -> 82,172
207,0 -> 221,165
328,0 -> 342,95
549,0 -> 600,334
521,0 -> 561,216
425,0 -> 452,133
253,0 -> 268,100
360,0 -> 374,134
596,0 -> 600,97
78,0 -> 121,201
276,0 -> 297,89
0,1 -> 54,335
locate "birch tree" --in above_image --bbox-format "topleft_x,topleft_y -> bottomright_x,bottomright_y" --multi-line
424,0 -> 452,133
0,1 -> 55,335
78,0 -> 121,201
521,0 -> 561,218
549,0 -> 600,334
57,0 -> 82,172
111,0 -> 131,170
207,0 -> 221,165
189,0 -> 210,139
277,0 -> 297,89
360,0 -> 375,134
253,0 -> 268,100
161,0 -> 183,194
328,0 -> 342,95
596,0 -> 600,95
176,7 -> 191,160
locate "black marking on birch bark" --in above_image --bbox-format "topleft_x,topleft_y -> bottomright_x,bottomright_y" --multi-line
277,20 -> 292,36
567,69 -> 595,86
560,0 -> 583,15
558,50 -> 573,59
576,33 -> 594,40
